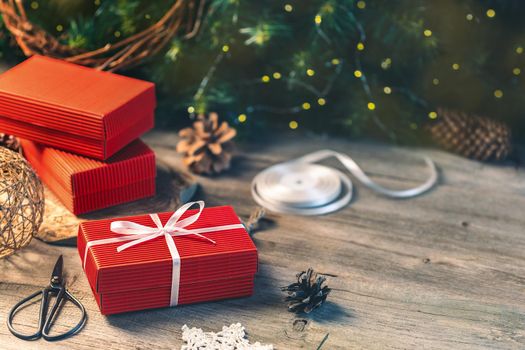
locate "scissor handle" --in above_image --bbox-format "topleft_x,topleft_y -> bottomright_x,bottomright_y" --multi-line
7,289 -> 49,340
42,289 -> 87,341
7,286 -> 87,342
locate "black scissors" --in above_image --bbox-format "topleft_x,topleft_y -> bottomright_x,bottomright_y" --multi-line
7,255 -> 87,341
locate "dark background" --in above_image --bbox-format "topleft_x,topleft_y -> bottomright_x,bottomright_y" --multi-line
0,0 -> 523,144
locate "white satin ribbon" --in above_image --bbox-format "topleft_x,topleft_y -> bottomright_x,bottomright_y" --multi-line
294,150 -> 437,198
252,149 -> 438,216
82,201 -> 245,306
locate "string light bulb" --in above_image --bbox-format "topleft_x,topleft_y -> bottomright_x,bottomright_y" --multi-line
289,120 -> 298,129
428,111 -> 437,119
56,24 -> 63,32
452,63 -> 460,70
314,15 -> 322,25
187,106 -> 195,113
273,72 -> 282,79
466,13 -> 474,21
222,45 -> 230,53
317,98 -> 326,106
357,1 -> 366,9
381,57 -> 392,70
432,78 -> 440,85
494,89 -> 503,98
331,58 -> 340,65
284,4 -> 293,12
357,42 -> 365,51
238,114 -> 247,123
30,1 -> 38,9
354,70 -> 362,78
302,102 -> 311,110
306,69 -> 315,76
383,86 -> 392,94
486,9 -> 496,18
513,68 -> 521,75
367,102 -> 376,110
516,46 -> 524,54
423,29 -> 432,37
261,75 -> 270,83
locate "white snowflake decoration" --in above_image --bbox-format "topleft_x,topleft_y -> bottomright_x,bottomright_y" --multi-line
181,323 -> 274,350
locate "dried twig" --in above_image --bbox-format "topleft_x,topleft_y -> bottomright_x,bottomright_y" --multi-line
0,0 -> 206,71
243,207 -> 266,234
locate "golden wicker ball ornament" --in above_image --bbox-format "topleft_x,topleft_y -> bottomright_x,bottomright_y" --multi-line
0,147 -> 45,258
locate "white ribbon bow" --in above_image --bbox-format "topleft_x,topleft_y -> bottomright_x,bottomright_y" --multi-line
82,201 -> 245,306
112,200 -> 217,251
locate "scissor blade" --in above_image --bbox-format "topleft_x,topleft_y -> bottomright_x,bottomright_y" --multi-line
50,255 -> 64,283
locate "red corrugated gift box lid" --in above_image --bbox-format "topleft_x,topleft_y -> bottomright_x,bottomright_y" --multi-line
0,56 -> 155,160
21,139 -> 156,215
78,206 -> 258,313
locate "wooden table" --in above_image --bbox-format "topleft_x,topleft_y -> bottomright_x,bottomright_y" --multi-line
1,131 -> 524,349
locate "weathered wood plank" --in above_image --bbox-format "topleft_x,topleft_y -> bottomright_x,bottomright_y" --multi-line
0,131 -> 524,349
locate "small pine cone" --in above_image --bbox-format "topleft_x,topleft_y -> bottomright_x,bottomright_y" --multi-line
176,112 -> 236,175
0,133 -> 21,153
428,108 -> 512,161
281,268 -> 331,314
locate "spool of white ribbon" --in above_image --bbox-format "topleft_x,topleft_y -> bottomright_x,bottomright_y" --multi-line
251,149 -> 438,216
82,201 -> 245,306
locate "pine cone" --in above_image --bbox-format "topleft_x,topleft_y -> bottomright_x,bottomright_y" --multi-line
176,113 -> 236,175
428,108 -> 512,161
281,268 -> 331,314
0,133 -> 21,153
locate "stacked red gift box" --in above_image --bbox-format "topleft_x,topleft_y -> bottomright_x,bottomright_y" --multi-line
0,55 -> 156,214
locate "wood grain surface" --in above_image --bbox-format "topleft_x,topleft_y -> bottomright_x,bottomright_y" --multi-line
0,131 -> 524,350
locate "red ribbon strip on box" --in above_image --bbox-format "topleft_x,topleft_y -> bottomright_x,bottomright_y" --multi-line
82,201 -> 245,306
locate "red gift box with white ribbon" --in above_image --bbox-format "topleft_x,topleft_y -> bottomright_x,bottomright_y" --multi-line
77,202 -> 258,315
0,55 -> 155,160
21,139 -> 156,215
